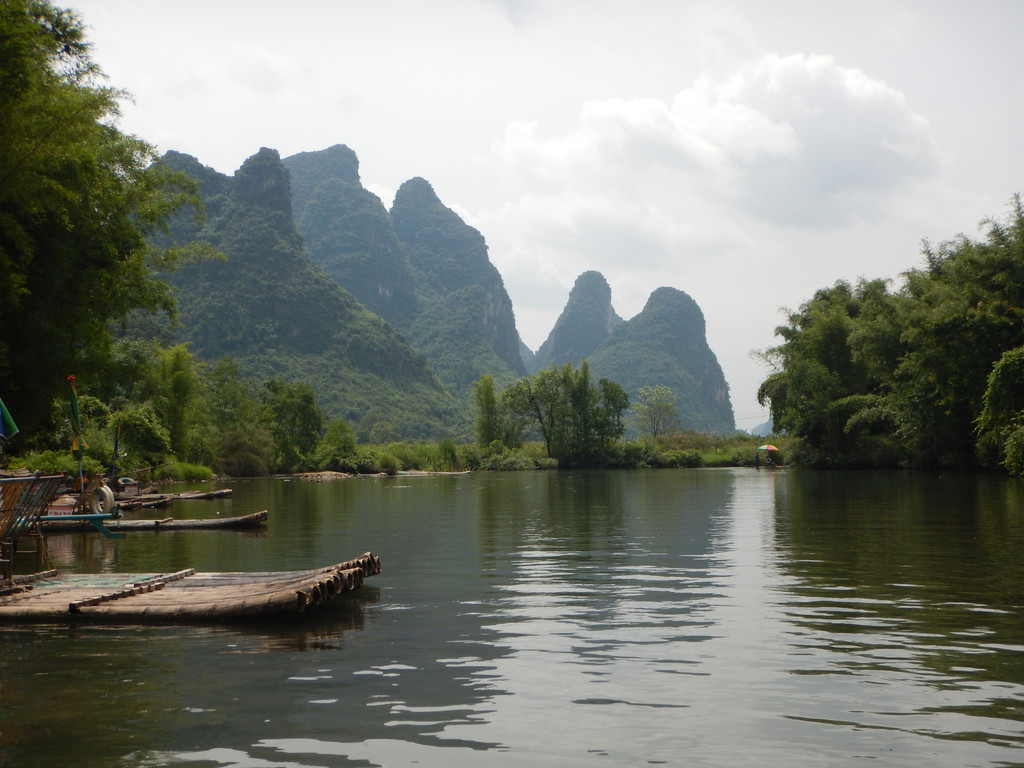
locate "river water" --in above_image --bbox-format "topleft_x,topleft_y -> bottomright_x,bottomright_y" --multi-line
2,469 -> 1023,767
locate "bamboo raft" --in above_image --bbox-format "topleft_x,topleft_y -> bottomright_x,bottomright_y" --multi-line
40,509 -> 268,533
0,552 -> 381,623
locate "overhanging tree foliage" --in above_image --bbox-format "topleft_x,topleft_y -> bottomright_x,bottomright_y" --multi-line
0,0 -> 207,440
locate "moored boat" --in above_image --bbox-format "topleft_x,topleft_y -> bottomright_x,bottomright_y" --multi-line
39,509 -> 268,532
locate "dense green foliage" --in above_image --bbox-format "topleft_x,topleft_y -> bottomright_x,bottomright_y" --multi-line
484,361 -> 630,466
0,1 -> 206,437
758,197 -> 1024,472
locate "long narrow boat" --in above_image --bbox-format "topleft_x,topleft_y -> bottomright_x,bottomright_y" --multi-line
39,509 -> 268,533
0,552 -> 381,623
118,488 -> 234,510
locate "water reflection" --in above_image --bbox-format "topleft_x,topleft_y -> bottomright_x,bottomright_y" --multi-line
771,471 -> 1024,754
429,471 -> 736,764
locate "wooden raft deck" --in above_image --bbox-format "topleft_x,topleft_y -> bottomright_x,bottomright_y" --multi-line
0,552 -> 380,623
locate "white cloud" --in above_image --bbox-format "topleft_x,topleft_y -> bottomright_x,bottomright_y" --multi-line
490,54 -> 939,247
478,50 -> 945,429
715,54 -> 941,225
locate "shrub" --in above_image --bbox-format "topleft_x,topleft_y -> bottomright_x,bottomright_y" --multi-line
479,449 -> 535,471
7,449 -> 103,478
352,449 -> 401,475
215,428 -> 276,476
154,462 -> 215,482
458,444 -> 483,470
377,452 -> 400,475
438,437 -> 459,471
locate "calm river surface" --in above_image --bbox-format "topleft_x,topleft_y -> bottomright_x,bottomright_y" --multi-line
2,469 -> 1024,767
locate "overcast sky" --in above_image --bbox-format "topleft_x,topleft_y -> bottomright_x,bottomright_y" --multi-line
70,0 -> 1024,430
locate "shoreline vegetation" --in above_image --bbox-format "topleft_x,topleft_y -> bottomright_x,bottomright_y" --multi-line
5,432 -> 785,483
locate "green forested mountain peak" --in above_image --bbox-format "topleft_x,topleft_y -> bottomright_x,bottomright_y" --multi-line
389,176 -> 526,393
532,277 -> 734,434
148,148 -> 459,438
284,147 -> 418,329
233,147 -> 294,215
153,143 -> 733,438
284,152 -> 524,397
533,270 -> 623,372
588,286 -> 734,433
161,150 -> 230,198
284,144 -> 361,216
391,177 -> 491,297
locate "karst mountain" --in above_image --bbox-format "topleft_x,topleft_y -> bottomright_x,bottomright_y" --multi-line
145,144 -> 735,437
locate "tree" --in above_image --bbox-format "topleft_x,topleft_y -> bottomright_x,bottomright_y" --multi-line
261,378 -> 323,472
152,344 -> 204,461
204,359 -> 263,430
503,367 -> 566,459
473,375 -> 502,446
202,358 -> 273,473
0,1 -> 206,439
503,362 -> 629,465
312,417 -> 357,472
594,376 -> 630,449
890,202 -> 1024,467
757,197 -> 1024,469
633,385 -> 680,439
215,429 -> 276,477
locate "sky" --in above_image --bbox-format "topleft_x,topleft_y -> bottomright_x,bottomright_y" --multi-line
69,0 -> 1024,430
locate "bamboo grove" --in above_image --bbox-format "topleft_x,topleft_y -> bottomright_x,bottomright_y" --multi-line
757,196 -> 1024,474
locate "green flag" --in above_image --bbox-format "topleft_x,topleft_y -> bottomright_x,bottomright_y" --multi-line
0,395 -> 17,442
